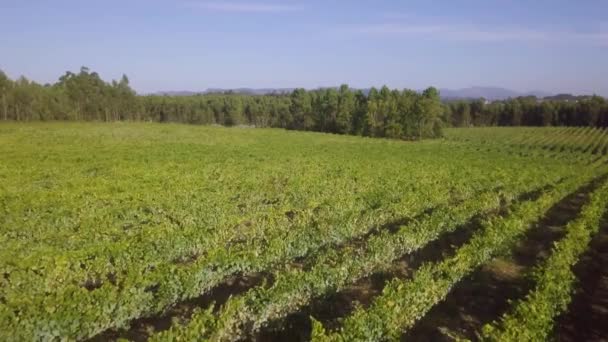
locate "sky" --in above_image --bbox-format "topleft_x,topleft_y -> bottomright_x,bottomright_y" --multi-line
1,0 -> 607,95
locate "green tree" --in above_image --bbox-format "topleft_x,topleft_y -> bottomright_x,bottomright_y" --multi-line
289,88 -> 312,129
397,89 -> 417,137
381,89 -> 400,138
540,101 -> 555,126
456,102 -> 471,127
0,70 -> 10,121
223,96 -> 243,126
417,87 -> 443,138
350,90 -> 367,135
336,84 -> 355,134
365,87 -> 381,137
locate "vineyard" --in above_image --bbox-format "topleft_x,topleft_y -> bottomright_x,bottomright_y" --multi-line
1,123 -> 607,341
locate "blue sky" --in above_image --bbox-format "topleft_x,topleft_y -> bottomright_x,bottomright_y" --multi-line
1,0 -> 607,95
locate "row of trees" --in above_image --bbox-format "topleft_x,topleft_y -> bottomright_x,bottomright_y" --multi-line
2,67 -> 607,139
446,96 -> 608,128
0,68 -> 444,139
0,67 -> 138,122
146,85 -> 443,139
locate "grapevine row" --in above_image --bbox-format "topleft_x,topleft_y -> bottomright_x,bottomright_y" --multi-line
310,166 -> 605,341
481,177 -> 608,341
0,153 -> 542,340
147,164 -> 578,341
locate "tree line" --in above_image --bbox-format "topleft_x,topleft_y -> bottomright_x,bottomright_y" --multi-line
1,67 -> 607,139
0,67 -> 445,139
446,95 -> 608,128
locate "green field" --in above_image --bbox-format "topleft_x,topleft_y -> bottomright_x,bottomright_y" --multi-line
1,123 -> 607,341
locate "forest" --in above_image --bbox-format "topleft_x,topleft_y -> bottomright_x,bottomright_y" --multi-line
445,96 -> 608,127
1,67 -> 608,140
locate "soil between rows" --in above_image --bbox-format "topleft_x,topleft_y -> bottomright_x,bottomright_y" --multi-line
88,273 -> 271,342
87,199 -> 452,341
555,214 -> 608,342
253,180 -> 594,342
402,182 -> 593,341
251,189 -> 519,341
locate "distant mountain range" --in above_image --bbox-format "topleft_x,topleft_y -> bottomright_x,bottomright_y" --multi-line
153,86 -> 553,100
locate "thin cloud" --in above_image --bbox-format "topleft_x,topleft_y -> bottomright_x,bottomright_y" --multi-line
187,1 -> 302,13
342,23 -> 608,45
